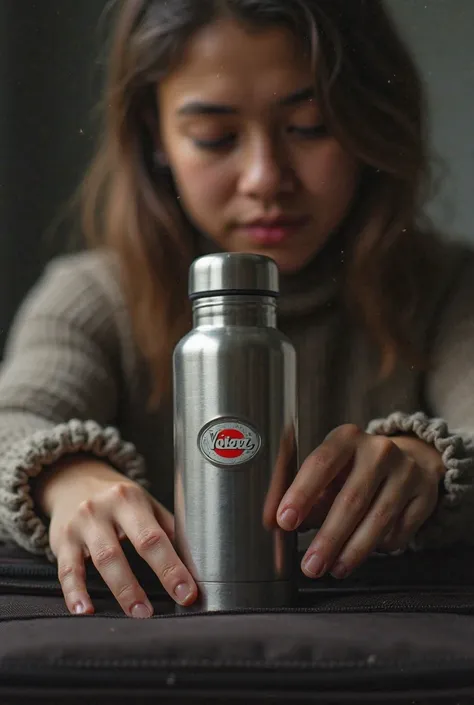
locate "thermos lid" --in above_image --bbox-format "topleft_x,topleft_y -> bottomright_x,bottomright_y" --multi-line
189,253 -> 279,300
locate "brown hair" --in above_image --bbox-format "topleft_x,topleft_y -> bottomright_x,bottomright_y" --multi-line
81,0 -> 438,406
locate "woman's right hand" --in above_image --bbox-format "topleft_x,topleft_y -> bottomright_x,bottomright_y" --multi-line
36,456 -> 198,618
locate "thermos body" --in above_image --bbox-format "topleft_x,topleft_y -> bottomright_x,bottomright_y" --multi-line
173,253 -> 298,611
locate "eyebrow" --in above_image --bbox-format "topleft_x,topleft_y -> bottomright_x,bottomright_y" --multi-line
176,86 -> 315,116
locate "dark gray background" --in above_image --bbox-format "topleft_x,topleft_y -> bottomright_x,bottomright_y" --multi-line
0,0 -> 473,352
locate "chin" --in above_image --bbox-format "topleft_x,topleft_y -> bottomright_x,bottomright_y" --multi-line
273,257 -> 307,274
224,238 -> 317,275
261,251 -> 315,275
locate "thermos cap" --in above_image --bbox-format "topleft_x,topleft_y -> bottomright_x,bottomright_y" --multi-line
189,253 -> 279,300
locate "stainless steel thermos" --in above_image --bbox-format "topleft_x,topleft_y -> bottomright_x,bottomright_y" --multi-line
173,252 -> 298,611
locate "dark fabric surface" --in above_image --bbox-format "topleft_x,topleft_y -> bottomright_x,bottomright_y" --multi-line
2,541 -> 474,702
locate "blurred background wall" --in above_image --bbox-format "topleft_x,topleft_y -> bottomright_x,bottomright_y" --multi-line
0,0 -> 473,352
390,0 -> 474,240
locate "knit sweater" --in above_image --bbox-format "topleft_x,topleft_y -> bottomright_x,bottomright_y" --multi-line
1,235 -> 474,560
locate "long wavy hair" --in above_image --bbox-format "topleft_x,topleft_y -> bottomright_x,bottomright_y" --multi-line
81,0 -> 438,407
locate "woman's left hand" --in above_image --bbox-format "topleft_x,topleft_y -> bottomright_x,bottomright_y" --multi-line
276,424 -> 445,580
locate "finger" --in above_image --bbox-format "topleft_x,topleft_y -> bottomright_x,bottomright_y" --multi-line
377,521 -> 405,554
383,494 -> 436,552
376,518 -> 399,552
376,504 -> 409,552
277,425 -> 360,531
328,466 -> 418,578
148,496 -> 175,540
85,523 -> 154,619
301,435 -> 403,578
116,498 -> 198,607
57,543 -> 94,616
263,424 -> 297,530
300,463 -> 353,531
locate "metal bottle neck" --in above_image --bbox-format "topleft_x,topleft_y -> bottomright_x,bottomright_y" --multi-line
192,294 -> 277,328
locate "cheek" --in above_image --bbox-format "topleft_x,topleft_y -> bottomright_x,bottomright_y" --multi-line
299,142 -> 359,214
170,152 -> 234,219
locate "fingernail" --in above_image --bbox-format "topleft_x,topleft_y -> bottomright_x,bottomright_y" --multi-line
331,561 -> 349,580
303,553 -> 326,578
331,561 -> 348,580
73,602 -> 86,615
279,507 -> 299,531
131,602 -> 153,619
174,583 -> 194,605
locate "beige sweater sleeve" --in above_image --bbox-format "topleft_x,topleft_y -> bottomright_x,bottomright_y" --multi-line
368,254 -> 474,549
0,253 -> 146,559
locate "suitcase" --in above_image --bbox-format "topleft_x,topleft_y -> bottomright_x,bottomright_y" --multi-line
1,539 -> 474,704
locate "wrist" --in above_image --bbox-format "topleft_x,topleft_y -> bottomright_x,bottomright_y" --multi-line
34,453 -> 124,517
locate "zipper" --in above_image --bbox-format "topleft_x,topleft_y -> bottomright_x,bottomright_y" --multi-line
0,559 -> 167,599
3,558 -> 474,596
154,592 -> 474,616
3,592 -> 474,622
2,556 -> 474,615
0,562 -> 57,579
0,562 -> 111,598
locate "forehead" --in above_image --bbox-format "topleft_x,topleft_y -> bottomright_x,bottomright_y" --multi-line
159,18 -> 314,108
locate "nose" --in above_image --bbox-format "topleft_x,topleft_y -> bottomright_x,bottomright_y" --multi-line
238,137 -> 293,202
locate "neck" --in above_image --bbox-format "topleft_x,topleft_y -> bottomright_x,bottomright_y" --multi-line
192,295 -> 277,328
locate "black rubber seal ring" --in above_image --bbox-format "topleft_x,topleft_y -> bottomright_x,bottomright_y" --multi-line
190,288 -> 279,301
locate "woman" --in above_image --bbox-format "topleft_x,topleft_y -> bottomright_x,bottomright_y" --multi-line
0,0 -> 473,619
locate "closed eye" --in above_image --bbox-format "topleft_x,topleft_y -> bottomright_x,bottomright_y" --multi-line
288,124 -> 329,138
192,124 -> 328,151
193,134 -> 236,150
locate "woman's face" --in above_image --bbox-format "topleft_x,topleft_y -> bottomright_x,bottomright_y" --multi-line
158,18 -> 360,273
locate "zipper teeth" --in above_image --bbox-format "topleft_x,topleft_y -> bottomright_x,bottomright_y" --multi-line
3,582 -> 474,605
3,565 -> 474,598
3,565 -> 474,617
4,601 -> 474,624
0,565 -> 57,578
3,563 -> 474,594
0,566 -> 167,598
157,602 -> 474,617
3,564 -> 474,593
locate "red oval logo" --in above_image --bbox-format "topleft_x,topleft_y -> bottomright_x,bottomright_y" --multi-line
199,420 -> 261,466
213,429 -> 247,459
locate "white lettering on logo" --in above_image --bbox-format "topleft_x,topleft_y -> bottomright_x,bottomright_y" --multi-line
198,419 -> 262,466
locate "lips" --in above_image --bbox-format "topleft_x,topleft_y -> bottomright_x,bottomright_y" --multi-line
244,215 -> 309,229
240,215 -> 310,245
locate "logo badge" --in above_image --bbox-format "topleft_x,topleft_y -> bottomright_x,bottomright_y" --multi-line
198,419 -> 262,467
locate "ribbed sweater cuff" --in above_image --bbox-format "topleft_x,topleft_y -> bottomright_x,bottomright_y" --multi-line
367,411 -> 474,549
0,419 -> 147,560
